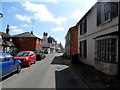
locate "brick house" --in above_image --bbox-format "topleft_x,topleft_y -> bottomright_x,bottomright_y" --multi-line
65,26 -> 78,58
12,31 -> 42,52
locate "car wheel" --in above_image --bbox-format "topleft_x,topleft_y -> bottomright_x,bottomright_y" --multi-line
34,60 -> 36,64
28,62 -> 31,67
16,64 -> 21,73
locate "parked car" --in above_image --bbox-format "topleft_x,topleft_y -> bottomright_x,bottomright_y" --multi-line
14,51 -> 36,67
0,52 -> 21,78
34,50 -> 45,60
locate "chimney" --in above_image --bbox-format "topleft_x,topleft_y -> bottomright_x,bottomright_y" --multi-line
31,31 -> 33,34
6,24 -> 10,34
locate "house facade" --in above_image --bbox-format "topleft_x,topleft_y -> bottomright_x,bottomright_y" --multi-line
65,30 -> 70,58
65,26 -> 78,58
77,2 -> 118,75
12,32 -> 42,52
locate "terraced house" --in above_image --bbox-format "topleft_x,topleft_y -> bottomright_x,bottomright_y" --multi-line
77,2 -> 119,75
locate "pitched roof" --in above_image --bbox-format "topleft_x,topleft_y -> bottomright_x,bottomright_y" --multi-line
0,31 -> 11,37
12,32 -> 36,38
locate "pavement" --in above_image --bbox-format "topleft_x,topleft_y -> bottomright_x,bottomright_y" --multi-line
62,56 -> 120,89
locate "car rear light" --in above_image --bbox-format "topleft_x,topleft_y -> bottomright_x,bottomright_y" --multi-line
24,57 -> 28,61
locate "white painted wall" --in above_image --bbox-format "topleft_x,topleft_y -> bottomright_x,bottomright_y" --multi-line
78,3 -> 118,75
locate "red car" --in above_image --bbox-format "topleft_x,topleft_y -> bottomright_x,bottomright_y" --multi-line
14,51 -> 36,67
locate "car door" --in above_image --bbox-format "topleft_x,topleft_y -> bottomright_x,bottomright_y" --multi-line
8,57 -> 16,72
0,55 -> 9,77
4,53 -> 16,73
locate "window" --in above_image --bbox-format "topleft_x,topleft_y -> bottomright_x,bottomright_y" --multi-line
95,38 -> 117,63
4,53 -> 13,61
97,2 -> 118,26
19,37 -> 23,41
104,3 -> 111,21
0,55 -> 5,62
80,18 -> 87,35
79,40 -> 87,58
97,2 -> 102,26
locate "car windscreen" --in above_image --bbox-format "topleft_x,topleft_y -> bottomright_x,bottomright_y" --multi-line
17,52 -> 30,56
3,53 -> 13,58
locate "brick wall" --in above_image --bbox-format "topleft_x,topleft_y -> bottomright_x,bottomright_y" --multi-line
12,37 -> 37,51
70,26 -> 78,55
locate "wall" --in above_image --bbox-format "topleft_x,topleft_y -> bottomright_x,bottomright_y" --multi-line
36,38 -> 42,50
12,37 -> 36,51
70,26 -> 78,55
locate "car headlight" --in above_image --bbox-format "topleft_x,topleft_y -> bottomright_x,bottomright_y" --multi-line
24,57 -> 28,61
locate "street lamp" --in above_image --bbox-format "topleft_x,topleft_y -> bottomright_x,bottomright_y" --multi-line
0,13 -> 3,18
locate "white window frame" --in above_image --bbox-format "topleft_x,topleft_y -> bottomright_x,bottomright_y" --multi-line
95,37 -> 117,63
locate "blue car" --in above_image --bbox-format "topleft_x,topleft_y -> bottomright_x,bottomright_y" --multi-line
0,52 -> 21,78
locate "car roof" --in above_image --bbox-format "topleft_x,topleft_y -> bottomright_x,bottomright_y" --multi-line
0,52 -> 10,55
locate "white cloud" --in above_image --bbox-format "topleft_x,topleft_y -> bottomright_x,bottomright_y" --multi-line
11,6 -> 15,9
83,0 -> 97,12
71,9 -> 85,21
51,27 -> 65,32
21,1 -> 67,25
10,26 -> 24,34
42,0 -> 58,4
20,24 -> 31,27
16,14 -> 31,22
71,0 -> 97,21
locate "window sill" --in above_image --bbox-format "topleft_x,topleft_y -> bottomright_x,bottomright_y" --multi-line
99,19 -> 111,26
94,58 -> 117,64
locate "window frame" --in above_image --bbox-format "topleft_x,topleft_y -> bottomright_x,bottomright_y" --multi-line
79,40 -> 87,58
95,37 -> 117,63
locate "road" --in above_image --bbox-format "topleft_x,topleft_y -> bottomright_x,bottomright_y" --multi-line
1,53 -> 89,89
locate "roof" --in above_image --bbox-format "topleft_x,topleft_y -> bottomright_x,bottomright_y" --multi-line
12,32 -> 41,40
0,31 -> 11,37
12,32 -> 36,38
2,40 -> 15,46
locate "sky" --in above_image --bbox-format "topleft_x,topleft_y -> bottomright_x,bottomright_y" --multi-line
1,0 -> 97,47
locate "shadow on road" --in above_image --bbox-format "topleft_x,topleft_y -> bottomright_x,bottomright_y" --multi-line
51,55 -> 87,89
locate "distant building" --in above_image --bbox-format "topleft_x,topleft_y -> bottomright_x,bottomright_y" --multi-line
65,26 -> 78,58
55,42 -> 64,53
42,32 -> 57,53
65,31 -> 70,58
77,2 -> 118,75
12,31 -> 42,52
